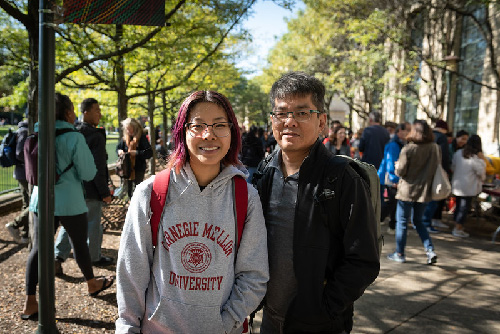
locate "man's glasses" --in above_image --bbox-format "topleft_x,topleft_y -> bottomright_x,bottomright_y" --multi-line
270,110 -> 321,123
185,122 -> 232,137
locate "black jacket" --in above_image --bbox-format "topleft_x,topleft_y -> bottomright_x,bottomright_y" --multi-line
241,133 -> 265,167
256,141 -> 380,333
77,122 -> 111,200
14,121 -> 28,181
116,134 -> 152,175
433,130 -> 451,175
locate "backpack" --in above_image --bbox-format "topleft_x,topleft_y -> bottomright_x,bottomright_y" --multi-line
253,150 -> 383,258
336,154 -> 382,256
0,128 -> 18,167
150,168 -> 250,332
24,128 -> 76,185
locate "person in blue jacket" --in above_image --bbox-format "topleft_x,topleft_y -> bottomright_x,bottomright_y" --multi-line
378,123 -> 409,234
21,93 -> 114,320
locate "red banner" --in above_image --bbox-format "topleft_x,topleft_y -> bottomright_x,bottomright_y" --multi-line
64,0 -> 166,26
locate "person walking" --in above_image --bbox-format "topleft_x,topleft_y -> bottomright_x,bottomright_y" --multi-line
378,123 -> 409,234
116,118 -> 152,198
22,93 -> 113,320
5,120 -> 30,244
54,98 -> 113,275
451,134 -> 486,238
115,91 -> 269,334
422,120 -> 453,233
359,111 -> 390,169
254,72 -> 380,334
387,119 -> 439,265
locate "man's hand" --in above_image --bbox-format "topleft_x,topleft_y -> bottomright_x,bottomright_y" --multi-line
117,149 -> 124,156
102,196 -> 112,204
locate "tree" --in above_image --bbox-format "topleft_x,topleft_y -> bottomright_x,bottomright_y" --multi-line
0,0 -> 188,131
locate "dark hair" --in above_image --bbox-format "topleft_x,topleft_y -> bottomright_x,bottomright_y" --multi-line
333,125 -> 347,146
369,111 -> 381,123
395,122 -> 407,133
248,125 -> 258,137
456,129 -> 469,138
55,92 -> 73,121
451,129 -> 469,152
167,91 -> 241,173
384,121 -> 397,129
462,134 -> 482,159
80,98 -> 98,114
406,119 -> 434,144
270,71 -> 325,113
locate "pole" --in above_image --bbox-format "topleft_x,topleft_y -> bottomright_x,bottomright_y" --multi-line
37,0 -> 58,332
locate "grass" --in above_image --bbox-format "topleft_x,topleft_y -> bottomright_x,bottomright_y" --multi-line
0,166 -> 18,193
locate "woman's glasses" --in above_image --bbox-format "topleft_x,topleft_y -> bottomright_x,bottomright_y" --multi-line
186,122 -> 232,137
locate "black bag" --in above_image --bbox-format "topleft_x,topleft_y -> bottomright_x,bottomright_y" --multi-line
24,129 -> 76,185
116,153 -> 132,179
0,128 -> 18,167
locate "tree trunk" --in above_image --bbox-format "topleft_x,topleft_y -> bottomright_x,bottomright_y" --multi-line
27,0 -> 38,133
115,25 -> 127,137
147,78 -> 156,175
162,91 -> 168,147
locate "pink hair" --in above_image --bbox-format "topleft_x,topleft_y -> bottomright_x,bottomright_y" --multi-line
167,91 -> 242,174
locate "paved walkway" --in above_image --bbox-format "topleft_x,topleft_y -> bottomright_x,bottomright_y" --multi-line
251,215 -> 500,333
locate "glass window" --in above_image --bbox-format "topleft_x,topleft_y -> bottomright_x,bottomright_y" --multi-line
453,6 -> 486,134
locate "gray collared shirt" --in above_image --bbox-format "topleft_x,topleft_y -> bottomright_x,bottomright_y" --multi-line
264,151 -> 299,319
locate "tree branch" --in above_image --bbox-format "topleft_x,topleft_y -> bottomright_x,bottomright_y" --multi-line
0,0 -> 29,28
55,0 -> 188,83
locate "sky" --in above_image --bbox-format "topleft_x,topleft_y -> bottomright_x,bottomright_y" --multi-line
238,0 -> 304,77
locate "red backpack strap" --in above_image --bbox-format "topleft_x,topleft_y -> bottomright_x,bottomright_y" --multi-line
150,168 -> 171,247
233,175 -> 248,251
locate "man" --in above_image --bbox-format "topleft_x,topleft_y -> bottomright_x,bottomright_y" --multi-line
5,120 -> 30,244
423,119 -> 452,233
378,123 -> 409,235
359,111 -> 390,169
54,98 -> 113,274
255,72 -> 380,334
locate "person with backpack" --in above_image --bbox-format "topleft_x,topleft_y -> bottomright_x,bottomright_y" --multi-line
4,120 -> 30,244
377,123 -> 409,235
53,98 -> 113,276
115,91 -> 269,334
21,93 -> 114,320
253,72 -> 380,334
387,120 -> 439,265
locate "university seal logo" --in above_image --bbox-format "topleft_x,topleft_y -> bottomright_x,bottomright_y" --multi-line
181,242 -> 212,273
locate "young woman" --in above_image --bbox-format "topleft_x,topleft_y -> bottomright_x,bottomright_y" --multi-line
116,117 -> 152,198
115,91 -> 269,334
324,125 -> 350,156
451,135 -> 486,237
22,93 -> 113,320
449,130 -> 469,162
387,120 -> 439,265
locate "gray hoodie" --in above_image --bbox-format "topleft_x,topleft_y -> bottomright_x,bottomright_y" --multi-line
116,163 -> 269,334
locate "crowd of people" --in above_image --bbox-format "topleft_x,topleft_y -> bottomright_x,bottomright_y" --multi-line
1,70 -> 495,333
